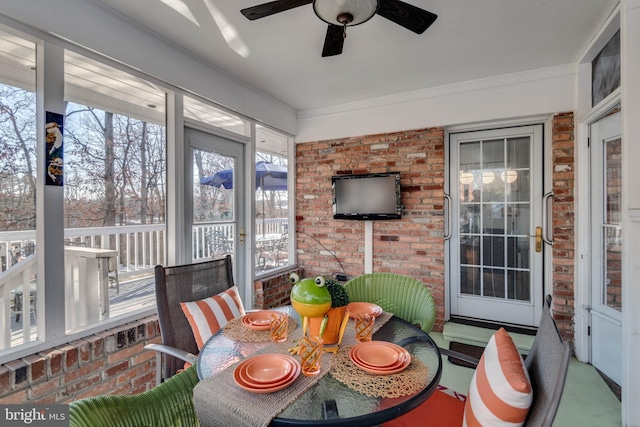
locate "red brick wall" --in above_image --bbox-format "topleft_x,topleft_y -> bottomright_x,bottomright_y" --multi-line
550,112 -> 576,342
295,128 -> 447,330
0,316 -> 160,404
296,117 -> 577,342
254,266 -> 302,309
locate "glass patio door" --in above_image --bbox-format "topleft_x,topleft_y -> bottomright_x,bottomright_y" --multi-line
449,125 -> 544,326
589,109 -> 622,385
186,127 -> 245,275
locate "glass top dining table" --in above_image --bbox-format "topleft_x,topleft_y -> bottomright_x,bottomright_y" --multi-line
196,306 -> 442,427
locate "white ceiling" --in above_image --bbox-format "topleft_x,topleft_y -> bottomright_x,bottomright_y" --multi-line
92,0 -> 617,112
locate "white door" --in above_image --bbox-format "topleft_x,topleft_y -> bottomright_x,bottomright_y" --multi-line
589,110 -> 622,385
186,127 -> 245,281
449,125 -> 546,326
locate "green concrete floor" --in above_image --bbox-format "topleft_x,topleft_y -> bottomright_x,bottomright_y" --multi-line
430,332 -> 622,427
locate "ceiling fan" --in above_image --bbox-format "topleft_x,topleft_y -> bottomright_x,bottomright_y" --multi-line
240,0 -> 437,57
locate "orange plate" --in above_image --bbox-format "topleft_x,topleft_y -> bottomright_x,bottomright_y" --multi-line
238,365 -> 296,389
349,341 -> 411,375
350,355 -> 410,375
350,341 -> 409,368
350,348 -> 407,371
350,347 -> 406,370
241,311 -> 279,330
243,354 -> 293,384
346,302 -> 383,319
238,359 -> 297,388
352,343 -> 399,367
234,355 -> 300,393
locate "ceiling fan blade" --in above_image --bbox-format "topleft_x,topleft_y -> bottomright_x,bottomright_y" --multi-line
322,24 -> 344,57
376,0 -> 437,34
241,0 -> 312,20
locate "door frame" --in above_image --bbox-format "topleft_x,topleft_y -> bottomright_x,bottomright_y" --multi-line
574,92 -> 621,363
444,116 -> 555,325
586,105 -> 622,385
184,122 -> 250,304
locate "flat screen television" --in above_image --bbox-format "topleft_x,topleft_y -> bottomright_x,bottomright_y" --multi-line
332,172 -> 402,220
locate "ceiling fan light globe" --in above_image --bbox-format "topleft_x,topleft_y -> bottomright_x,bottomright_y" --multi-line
500,170 -> 518,183
482,171 -> 495,184
459,171 -> 474,185
313,0 -> 379,26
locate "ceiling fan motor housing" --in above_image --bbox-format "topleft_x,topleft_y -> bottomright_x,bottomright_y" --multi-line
313,0 -> 380,26
241,0 -> 438,57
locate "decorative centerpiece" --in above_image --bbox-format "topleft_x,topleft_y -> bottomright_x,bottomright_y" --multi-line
308,278 -> 350,346
289,273 -> 350,349
289,273 -> 332,320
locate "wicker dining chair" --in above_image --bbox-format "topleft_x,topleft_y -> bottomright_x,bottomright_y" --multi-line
145,255 -> 235,383
344,273 -> 437,333
69,365 -> 199,427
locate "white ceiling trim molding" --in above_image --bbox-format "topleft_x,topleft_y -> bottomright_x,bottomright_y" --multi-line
298,64 -> 575,120
295,64 -> 576,143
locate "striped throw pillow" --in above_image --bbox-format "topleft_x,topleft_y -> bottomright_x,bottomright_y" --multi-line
180,286 -> 245,349
463,328 -> 532,427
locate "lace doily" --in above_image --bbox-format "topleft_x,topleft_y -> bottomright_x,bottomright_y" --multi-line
222,315 -> 298,342
330,345 -> 429,398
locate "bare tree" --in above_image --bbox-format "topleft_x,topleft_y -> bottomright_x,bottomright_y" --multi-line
0,85 -> 36,231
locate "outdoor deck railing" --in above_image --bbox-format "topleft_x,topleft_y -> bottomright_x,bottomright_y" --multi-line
0,219 -> 288,349
1,218 -> 287,274
0,254 -> 36,350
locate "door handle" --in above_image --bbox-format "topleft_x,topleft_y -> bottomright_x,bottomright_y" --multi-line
542,191 -> 554,245
239,227 -> 246,245
530,226 -> 543,252
443,194 -> 452,241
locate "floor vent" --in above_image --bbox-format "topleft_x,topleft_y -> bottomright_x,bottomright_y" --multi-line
448,341 -> 485,368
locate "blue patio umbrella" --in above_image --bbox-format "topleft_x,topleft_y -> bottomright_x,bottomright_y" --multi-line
199,161 -> 287,191
200,161 -> 288,235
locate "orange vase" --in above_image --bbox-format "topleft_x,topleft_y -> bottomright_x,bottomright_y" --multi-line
308,306 -> 348,345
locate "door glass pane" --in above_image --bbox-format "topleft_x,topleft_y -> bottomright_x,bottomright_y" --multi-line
458,135 -> 532,302
507,137 -> 530,168
507,170 -> 530,202
508,270 -> 530,301
482,139 -> 505,168
193,149 -> 235,260
483,177 -> 505,202
460,231 -> 480,296
603,136 -> 622,312
255,125 -> 291,274
460,266 -> 480,296
603,227 -> 622,311
483,268 -> 505,298
507,237 -> 530,269
605,138 -> 622,225
508,203 -> 530,235
483,235 -> 504,267
482,204 -> 504,232
460,141 -> 481,171
459,204 -> 480,234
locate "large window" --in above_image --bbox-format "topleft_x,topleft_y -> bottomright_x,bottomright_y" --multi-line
255,125 -> 291,274
63,51 -> 167,330
0,28 -> 37,351
592,30 -> 620,107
